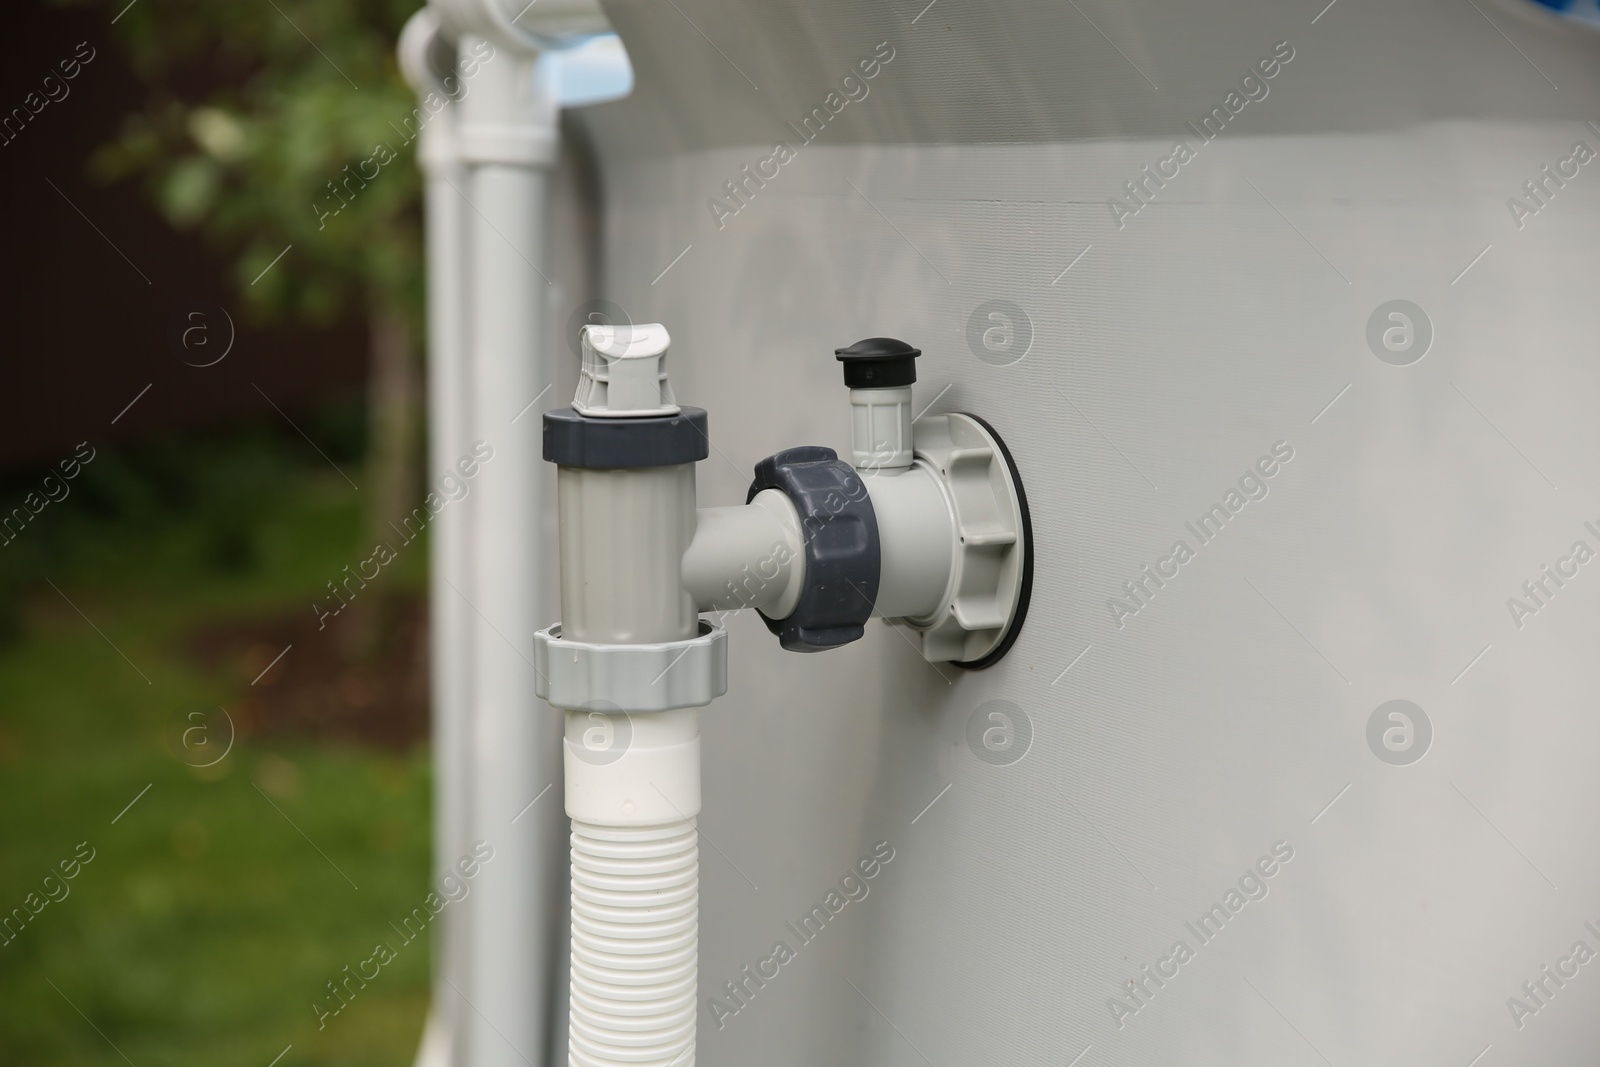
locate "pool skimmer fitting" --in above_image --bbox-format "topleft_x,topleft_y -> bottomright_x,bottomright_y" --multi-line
535,323 -> 1031,1067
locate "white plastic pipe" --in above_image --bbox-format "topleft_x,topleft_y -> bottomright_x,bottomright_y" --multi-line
557,461 -> 702,1067
410,6 -> 633,1065
400,13 -> 473,1066
459,35 -> 563,1067
681,489 -> 804,617
422,96 -> 472,1067
861,467 -> 954,620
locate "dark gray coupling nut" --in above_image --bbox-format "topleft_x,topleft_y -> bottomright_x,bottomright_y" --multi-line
746,446 -> 881,653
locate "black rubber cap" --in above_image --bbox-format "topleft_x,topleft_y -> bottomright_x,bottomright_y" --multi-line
835,337 -> 920,389
747,446 -> 881,653
543,407 -> 709,469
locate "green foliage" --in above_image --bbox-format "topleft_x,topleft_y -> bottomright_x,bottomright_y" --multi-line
0,401 -> 368,632
73,0 -> 426,327
0,426 -> 430,1065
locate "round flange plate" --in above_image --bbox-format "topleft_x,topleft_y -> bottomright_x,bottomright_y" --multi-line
894,412 -> 1033,668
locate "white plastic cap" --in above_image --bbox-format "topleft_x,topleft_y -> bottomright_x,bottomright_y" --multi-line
573,323 -> 680,417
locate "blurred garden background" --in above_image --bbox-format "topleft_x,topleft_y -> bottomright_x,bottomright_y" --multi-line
1,0 -> 445,1061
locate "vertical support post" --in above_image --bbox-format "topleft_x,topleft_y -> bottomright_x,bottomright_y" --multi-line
401,11 -> 474,1065
425,89 -> 474,1067
459,33 -> 563,1067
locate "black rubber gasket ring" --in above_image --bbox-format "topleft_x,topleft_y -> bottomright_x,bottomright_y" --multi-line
746,445 -> 881,653
543,406 -> 709,469
951,412 -> 1034,670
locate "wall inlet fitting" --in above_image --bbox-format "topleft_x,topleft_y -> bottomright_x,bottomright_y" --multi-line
538,323 -> 1031,1066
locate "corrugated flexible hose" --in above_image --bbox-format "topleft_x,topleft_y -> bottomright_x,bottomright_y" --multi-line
569,818 -> 698,1066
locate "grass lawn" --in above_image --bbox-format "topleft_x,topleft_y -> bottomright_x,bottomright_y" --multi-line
0,422 -> 436,1065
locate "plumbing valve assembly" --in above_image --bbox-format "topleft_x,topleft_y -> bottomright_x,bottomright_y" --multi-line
535,323 -> 1031,1066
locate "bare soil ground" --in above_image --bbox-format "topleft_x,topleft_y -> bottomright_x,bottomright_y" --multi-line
185,593 -> 429,750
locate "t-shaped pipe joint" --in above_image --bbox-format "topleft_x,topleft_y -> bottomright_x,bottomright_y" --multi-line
541,323 -> 1032,667
536,322 -> 1032,1067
